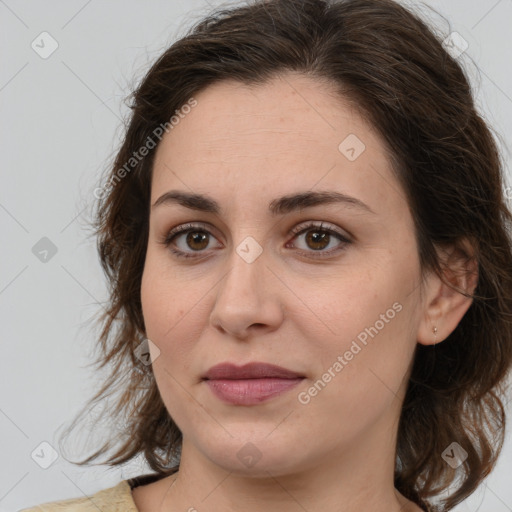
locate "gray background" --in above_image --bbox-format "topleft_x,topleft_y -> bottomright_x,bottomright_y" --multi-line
1,1 -> 511,511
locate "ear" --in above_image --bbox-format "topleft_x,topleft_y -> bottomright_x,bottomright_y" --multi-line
417,238 -> 479,346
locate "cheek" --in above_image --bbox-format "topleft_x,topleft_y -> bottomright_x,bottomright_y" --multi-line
140,250 -> 211,375
300,257 -> 419,403
141,245 -> 191,331
141,253 -> 184,356
140,259 -> 201,426
295,307 -> 416,445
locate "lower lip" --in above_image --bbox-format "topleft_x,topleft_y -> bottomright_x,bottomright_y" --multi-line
205,378 -> 304,405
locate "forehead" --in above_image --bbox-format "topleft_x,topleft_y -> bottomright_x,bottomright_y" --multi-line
158,73 -> 371,150
150,73 -> 405,219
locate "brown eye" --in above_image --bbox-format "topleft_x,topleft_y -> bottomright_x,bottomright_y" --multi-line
288,221 -> 352,259
161,221 -> 352,260
162,223 -> 222,259
304,230 -> 331,251
184,231 -> 210,251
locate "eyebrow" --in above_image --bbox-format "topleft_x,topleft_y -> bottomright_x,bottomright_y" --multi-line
151,190 -> 376,216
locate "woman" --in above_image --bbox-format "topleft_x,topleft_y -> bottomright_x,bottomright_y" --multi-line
20,0 -> 512,511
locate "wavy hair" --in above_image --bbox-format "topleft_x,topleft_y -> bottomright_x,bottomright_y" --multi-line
59,1 -> 512,510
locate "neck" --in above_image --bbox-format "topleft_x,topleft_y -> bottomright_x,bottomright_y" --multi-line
157,419 -> 418,512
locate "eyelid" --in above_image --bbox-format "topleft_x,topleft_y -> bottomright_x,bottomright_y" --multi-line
163,220 -> 351,241
160,220 -> 352,259
288,220 -> 352,240
163,221 -> 220,241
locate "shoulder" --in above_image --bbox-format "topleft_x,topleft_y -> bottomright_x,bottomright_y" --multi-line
17,479 -> 138,512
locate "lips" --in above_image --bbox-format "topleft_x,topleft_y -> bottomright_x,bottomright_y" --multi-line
202,362 -> 305,405
202,362 -> 304,380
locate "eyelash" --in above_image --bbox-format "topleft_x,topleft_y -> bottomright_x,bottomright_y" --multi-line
159,221 -> 352,260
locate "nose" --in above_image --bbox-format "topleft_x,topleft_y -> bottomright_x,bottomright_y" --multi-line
209,242 -> 284,340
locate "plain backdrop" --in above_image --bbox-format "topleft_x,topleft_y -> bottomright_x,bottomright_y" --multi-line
1,1 -> 512,511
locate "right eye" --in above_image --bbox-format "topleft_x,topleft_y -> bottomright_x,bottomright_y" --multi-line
160,222 -> 223,259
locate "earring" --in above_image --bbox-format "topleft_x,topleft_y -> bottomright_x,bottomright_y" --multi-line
433,326 -> 438,344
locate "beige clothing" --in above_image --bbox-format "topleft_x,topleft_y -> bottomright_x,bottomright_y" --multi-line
18,472 -> 431,511
18,474 -> 164,512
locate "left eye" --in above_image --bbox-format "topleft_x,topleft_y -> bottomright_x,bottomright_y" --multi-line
161,221 -> 352,259
287,222 -> 352,257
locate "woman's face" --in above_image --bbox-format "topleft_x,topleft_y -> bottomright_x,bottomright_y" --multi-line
141,73 -> 431,476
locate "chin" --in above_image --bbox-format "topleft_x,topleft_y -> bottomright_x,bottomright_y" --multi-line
195,429 -> 315,478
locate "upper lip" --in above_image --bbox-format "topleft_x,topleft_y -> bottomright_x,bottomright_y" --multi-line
202,362 -> 304,380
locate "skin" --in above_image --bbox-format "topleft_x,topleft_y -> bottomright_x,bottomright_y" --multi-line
136,72 -> 476,512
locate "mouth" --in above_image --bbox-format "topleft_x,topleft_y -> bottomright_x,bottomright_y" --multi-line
202,362 -> 305,406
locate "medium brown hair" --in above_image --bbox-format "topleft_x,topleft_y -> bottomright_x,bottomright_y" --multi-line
60,1 -> 512,510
